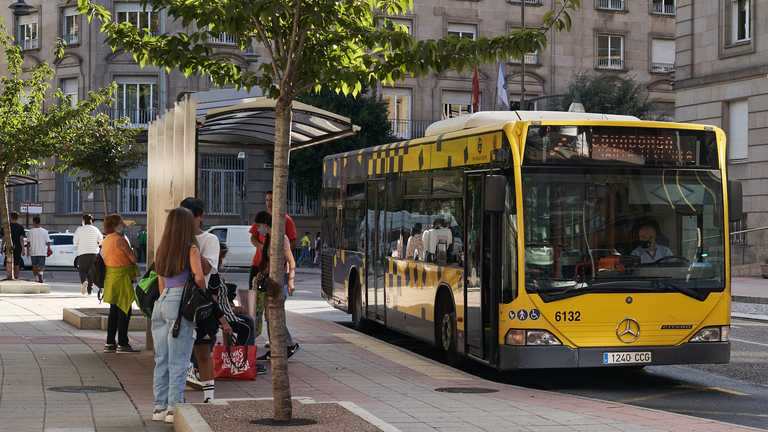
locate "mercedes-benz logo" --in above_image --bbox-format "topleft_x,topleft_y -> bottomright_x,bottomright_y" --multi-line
616,318 -> 640,343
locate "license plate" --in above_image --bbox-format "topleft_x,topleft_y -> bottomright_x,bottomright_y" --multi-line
602,351 -> 652,365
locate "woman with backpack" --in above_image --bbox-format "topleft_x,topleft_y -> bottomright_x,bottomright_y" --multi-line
101,214 -> 139,354
151,207 -> 206,424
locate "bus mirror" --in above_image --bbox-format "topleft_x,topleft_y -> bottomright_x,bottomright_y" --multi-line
728,180 -> 743,222
485,175 -> 506,213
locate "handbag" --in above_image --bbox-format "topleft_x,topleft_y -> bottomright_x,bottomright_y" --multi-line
134,267 -> 159,317
88,253 -> 107,301
213,336 -> 257,380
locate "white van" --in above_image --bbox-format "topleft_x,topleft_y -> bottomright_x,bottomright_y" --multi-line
205,225 -> 255,268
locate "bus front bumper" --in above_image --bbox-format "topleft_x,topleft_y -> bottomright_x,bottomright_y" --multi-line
498,342 -> 730,370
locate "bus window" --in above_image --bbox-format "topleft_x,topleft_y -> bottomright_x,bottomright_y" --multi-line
502,178 -> 517,303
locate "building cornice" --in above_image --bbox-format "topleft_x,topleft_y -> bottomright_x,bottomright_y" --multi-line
676,64 -> 768,90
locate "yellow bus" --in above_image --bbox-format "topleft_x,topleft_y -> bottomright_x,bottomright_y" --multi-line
320,111 -> 741,369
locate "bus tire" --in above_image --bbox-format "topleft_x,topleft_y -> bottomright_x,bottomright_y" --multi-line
435,294 -> 459,364
350,275 -> 367,330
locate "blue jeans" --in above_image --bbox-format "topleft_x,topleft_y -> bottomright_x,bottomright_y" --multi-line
152,287 -> 195,411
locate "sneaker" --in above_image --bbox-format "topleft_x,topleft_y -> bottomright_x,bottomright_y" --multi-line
103,344 -> 117,353
152,409 -> 167,421
257,350 -> 270,361
256,364 -> 267,374
203,397 -> 212,403
287,343 -> 301,359
186,365 -> 203,390
116,345 -> 140,353
80,282 -> 87,295
164,411 -> 174,424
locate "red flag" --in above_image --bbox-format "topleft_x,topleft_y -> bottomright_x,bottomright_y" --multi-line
471,66 -> 480,113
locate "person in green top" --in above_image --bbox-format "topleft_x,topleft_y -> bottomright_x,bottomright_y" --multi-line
298,232 -> 311,267
137,229 -> 147,263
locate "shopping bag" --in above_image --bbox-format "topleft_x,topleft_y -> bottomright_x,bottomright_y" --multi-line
213,342 -> 257,380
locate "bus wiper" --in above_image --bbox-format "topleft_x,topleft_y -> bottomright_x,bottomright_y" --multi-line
652,280 -> 708,301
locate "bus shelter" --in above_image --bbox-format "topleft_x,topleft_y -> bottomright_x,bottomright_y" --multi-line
146,90 -> 358,263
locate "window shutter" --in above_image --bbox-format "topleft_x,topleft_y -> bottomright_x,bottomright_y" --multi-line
728,99 -> 749,160
442,91 -> 472,105
651,39 -> 675,64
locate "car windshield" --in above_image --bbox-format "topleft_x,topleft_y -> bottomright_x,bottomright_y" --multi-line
522,168 -> 725,300
52,236 -> 74,246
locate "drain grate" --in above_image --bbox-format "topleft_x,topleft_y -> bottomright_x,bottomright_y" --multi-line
435,387 -> 498,394
48,386 -> 122,394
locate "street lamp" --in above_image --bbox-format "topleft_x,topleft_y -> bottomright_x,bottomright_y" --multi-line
237,151 -> 247,225
8,0 -> 35,16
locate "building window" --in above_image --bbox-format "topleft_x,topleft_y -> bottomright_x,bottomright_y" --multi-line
447,23 -> 476,40
389,18 -> 413,35
119,178 -> 147,214
64,179 -> 81,214
18,15 -> 39,50
730,0 -> 751,43
382,88 -> 412,139
62,7 -> 80,45
200,154 -> 245,216
651,0 -> 675,15
442,91 -> 474,119
116,2 -> 159,34
596,0 -> 625,11
115,79 -> 157,126
650,38 -> 675,73
727,99 -> 749,160
60,78 -> 78,107
596,34 -> 624,70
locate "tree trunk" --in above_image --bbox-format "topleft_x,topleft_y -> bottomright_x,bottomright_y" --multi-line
101,183 -> 109,218
0,177 -> 15,279
267,97 -> 293,421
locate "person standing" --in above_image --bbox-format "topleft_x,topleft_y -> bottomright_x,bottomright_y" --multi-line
180,197 -> 231,403
1,212 -> 26,280
73,214 -> 103,295
27,216 -> 51,283
299,232 -> 311,266
137,229 -> 147,263
253,211 -> 299,360
151,207 -> 205,424
101,214 -> 139,354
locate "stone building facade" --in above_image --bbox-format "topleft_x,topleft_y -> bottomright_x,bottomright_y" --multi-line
0,1 -> 300,238
380,0 -> 678,139
675,0 -> 768,270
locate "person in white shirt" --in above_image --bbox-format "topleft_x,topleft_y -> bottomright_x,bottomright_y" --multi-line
27,216 -> 51,283
73,214 -> 104,295
180,197 -> 231,404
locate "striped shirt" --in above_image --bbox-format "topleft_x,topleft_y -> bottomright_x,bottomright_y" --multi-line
73,225 -> 103,256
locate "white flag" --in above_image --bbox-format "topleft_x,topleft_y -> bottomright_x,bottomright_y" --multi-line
496,63 -> 509,109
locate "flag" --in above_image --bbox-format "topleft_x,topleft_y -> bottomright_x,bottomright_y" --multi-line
471,66 -> 480,113
496,63 -> 509,109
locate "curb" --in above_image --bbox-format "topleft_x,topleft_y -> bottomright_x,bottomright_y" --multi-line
174,398 -> 400,432
732,312 -> 768,322
732,295 -> 768,305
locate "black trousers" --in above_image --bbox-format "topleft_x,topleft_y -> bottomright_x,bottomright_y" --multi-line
76,253 -> 97,288
106,304 -> 132,346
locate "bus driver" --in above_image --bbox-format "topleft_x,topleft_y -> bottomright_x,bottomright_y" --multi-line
631,222 -> 673,264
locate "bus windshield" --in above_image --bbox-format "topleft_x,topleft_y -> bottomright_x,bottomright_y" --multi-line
522,168 -> 725,301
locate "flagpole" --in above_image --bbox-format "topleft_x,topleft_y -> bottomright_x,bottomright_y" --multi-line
520,0 -> 526,110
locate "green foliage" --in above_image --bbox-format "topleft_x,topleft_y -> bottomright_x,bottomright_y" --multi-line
63,114 -> 143,191
291,89 -> 394,195
554,73 -> 657,119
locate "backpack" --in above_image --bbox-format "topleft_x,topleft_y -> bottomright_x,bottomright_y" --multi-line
135,267 -> 159,317
88,253 -> 107,300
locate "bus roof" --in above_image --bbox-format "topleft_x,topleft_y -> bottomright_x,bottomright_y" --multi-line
424,111 -> 640,137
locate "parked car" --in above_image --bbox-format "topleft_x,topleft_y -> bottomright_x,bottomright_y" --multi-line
206,225 -> 255,268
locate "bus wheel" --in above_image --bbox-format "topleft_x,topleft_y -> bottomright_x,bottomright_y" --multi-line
436,298 -> 459,364
350,278 -> 366,330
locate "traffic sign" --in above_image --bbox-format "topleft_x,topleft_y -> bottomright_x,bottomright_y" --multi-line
20,202 -> 43,214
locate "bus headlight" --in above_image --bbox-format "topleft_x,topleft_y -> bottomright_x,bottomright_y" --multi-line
505,329 -> 561,346
689,326 -> 729,342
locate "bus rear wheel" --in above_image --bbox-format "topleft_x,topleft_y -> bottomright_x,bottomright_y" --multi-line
436,298 -> 459,364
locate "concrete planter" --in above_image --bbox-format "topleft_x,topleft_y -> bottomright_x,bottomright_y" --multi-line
0,280 -> 50,294
63,307 -> 147,330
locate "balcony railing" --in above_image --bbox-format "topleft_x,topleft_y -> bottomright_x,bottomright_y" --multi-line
19,38 -> 38,50
596,57 -> 624,70
389,119 -> 434,140
650,62 -> 675,73
102,107 -> 158,128
62,33 -> 79,45
596,0 -> 624,11
208,33 -> 237,45
652,1 -> 675,15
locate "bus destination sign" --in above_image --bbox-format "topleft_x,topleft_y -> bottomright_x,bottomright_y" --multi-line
591,132 -> 696,165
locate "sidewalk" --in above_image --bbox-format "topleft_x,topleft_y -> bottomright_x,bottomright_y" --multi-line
1,287 -> 762,432
732,277 -> 768,304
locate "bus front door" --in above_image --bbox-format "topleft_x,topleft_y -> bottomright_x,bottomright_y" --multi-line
465,173 -> 502,363
366,179 -> 386,322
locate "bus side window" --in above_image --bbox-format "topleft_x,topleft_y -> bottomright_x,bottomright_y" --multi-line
502,179 -> 517,303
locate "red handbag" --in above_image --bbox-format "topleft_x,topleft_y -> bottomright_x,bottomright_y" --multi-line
213,342 -> 257,380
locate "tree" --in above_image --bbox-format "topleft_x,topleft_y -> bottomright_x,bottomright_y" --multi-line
0,30 -> 112,279
62,114 -> 143,218
79,0 -> 581,421
291,89 -> 394,196
554,73 -> 657,119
